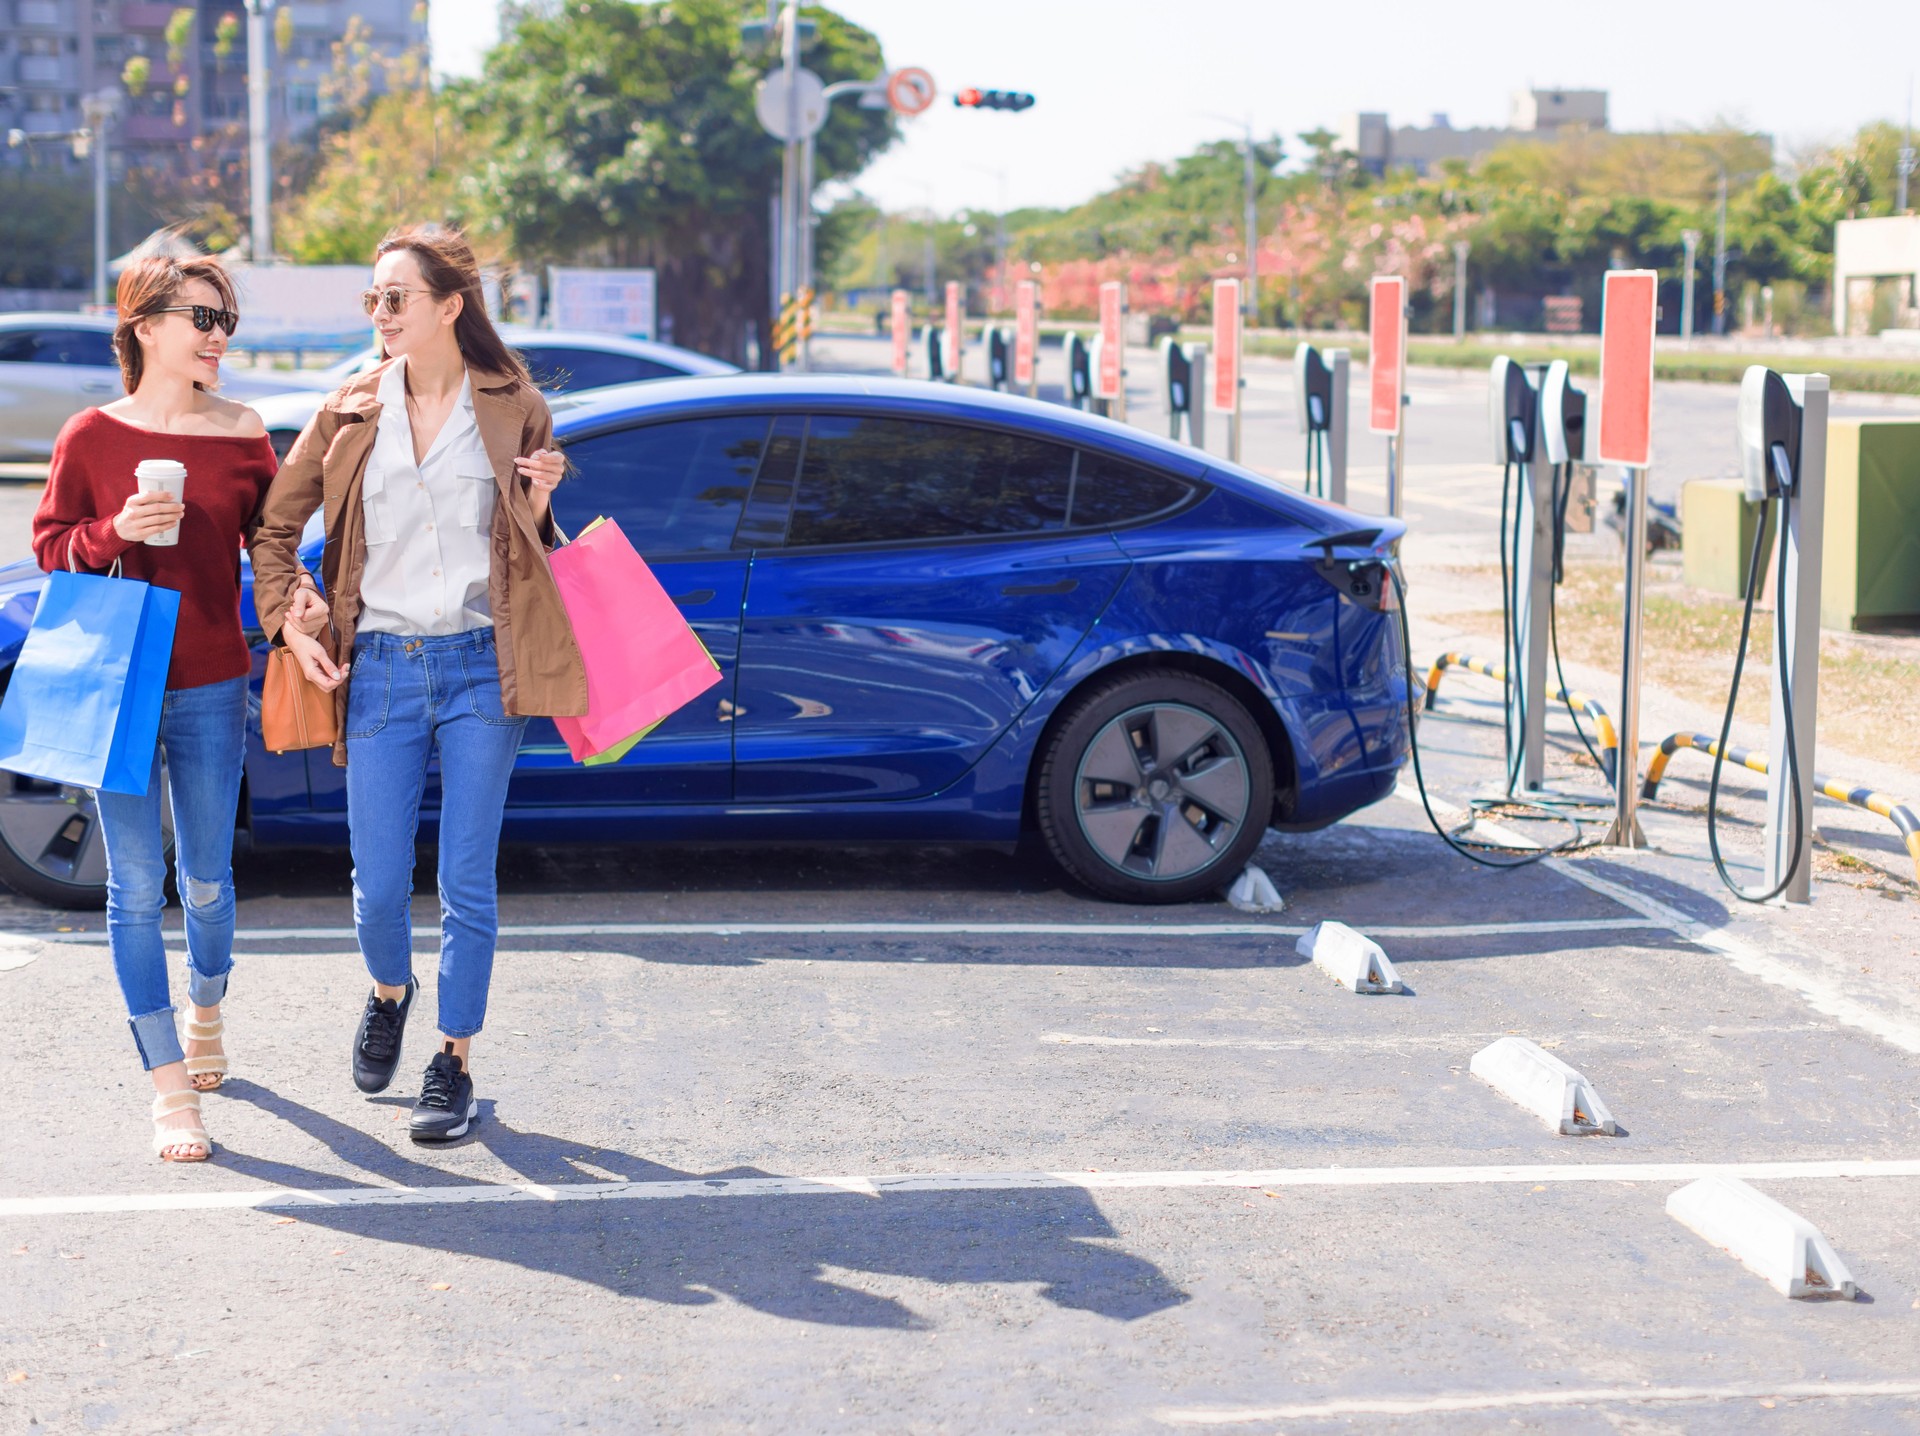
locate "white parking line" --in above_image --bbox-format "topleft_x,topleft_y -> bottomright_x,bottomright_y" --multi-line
1158,1380 -> 1920,1424
5,1156 -> 1917,1219
27,917 -> 1664,946
1042,1023 -> 1818,1051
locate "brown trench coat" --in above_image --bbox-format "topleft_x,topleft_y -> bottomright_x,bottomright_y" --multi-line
247,359 -> 588,767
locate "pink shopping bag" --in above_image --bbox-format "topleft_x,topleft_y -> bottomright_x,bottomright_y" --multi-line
550,517 -> 722,764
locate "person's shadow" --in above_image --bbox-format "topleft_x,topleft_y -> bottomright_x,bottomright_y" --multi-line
215,1080 -> 1189,1329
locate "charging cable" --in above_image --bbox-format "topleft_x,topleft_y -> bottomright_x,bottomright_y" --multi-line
1705,502 -> 1806,902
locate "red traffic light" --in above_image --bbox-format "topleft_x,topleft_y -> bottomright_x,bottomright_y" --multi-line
953,88 -> 1034,112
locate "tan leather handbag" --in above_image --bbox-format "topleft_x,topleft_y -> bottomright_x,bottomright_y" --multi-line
261,642 -> 338,753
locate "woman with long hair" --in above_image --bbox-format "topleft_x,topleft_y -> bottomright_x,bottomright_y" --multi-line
250,226 -> 583,1141
32,253 -> 328,1161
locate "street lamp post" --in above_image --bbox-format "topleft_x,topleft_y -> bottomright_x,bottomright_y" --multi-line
8,106 -> 115,306
1680,229 -> 1701,344
243,0 -> 273,264
1451,240 -> 1470,341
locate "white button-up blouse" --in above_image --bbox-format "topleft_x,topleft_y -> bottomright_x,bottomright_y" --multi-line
356,357 -> 497,637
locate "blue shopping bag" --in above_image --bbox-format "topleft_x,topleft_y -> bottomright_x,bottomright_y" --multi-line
0,566 -> 180,795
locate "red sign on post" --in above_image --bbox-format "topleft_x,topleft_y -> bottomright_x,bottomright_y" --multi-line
1597,270 -> 1657,468
1209,277 -> 1241,414
889,288 -> 909,376
1014,280 -> 1038,387
1368,275 -> 1406,436
1096,280 -> 1124,400
944,280 -> 962,381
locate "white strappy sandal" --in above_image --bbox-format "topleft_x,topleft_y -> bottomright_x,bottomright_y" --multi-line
184,1013 -> 229,1092
152,1089 -> 213,1163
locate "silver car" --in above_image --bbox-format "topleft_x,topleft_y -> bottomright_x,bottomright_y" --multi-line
0,312 -> 332,461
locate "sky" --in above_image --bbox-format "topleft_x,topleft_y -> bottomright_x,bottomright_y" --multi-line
430,0 -> 1917,217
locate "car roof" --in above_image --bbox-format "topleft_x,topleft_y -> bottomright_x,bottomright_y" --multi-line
0,312 -> 115,331
553,375 -> 1402,541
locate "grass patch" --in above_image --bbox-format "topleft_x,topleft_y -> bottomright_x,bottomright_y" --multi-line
1455,560 -> 1920,782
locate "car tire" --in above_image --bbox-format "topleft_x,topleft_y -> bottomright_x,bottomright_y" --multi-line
1035,669 -> 1273,905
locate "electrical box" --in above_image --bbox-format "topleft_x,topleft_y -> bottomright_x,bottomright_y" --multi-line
1821,418 -> 1920,631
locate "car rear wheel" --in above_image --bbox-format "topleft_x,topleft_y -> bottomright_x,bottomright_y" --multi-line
1035,670 -> 1273,904
0,761 -> 171,910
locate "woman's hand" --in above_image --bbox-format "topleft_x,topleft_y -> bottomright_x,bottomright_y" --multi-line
285,585 -> 330,638
516,448 -> 564,520
282,626 -> 344,691
112,488 -> 186,544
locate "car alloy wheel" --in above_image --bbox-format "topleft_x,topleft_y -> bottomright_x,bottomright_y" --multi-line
1074,702 -> 1251,881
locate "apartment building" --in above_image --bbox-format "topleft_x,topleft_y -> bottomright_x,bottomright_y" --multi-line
1,0 -> 425,175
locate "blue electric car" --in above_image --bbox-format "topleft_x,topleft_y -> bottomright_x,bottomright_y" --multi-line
0,376 -> 1409,908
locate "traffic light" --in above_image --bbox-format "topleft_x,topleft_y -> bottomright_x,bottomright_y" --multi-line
954,88 -> 1035,112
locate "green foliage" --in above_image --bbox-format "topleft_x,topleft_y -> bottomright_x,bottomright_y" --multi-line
0,170 -> 160,289
457,0 -> 894,362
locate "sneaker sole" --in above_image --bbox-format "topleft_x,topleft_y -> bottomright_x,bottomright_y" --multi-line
409,1097 -> 478,1144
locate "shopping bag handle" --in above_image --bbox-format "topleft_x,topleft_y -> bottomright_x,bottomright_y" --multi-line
65,531 -> 122,580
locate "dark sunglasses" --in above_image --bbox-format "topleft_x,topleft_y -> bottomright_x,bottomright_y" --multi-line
155,304 -> 239,337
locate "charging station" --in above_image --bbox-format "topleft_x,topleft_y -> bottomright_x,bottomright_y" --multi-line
1487,355 -> 1554,795
1719,365 -> 1828,903
988,325 -> 1011,391
1065,332 -> 1092,410
1293,342 -> 1350,506
923,324 -> 945,382
1161,335 -> 1207,447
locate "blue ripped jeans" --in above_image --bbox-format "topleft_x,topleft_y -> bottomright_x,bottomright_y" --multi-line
96,675 -> 247,1071
345,629 -> 526,1040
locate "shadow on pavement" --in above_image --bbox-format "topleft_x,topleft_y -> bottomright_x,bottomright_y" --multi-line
217,1081 -> 1189,1330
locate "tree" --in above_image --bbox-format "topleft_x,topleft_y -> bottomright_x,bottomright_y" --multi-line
462,0 -> 896,365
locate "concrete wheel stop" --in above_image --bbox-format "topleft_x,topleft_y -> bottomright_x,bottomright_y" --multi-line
1667,1176 -> 1861,1300
1295,921 -> 1402,993
1470,1037 -> 1618,1135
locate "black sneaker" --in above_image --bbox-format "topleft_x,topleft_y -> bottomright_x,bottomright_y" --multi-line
351,978 -> 416,1094
409,1047 -> 477,1143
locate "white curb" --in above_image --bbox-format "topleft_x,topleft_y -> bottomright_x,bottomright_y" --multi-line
1295,920 -> 1402,993
1469,1037 -> 1617,1135
1667,1175 -> 1860,1299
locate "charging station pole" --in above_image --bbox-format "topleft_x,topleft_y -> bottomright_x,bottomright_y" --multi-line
1096,280 -> 1127,422
1369,276 -> 1408,517
1327,348 -> 1350,507
1014,278 -> 1039,400
1596,271 -> 1659,849
1764,374 -> 1828,902
1513,365 -> 1554,792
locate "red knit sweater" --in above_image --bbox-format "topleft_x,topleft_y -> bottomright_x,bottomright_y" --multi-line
32,408 -> 279,691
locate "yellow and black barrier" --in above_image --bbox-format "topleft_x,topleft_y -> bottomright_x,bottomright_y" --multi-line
1421,652 -> 1619,783
1641,731 -> 1920,885
772,288 -> 816,367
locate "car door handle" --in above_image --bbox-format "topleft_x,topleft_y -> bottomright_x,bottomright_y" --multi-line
1000,578 -> 1078,597
672,588 -> 716,606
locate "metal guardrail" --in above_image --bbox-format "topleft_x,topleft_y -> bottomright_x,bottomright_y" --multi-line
1640,731 -> 1920,885
1420,652 -> 1619,783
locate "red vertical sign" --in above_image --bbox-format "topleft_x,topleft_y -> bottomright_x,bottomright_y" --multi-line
1209,277 -> 1241,414
1096,280 -> 1124,399
1597,269 -> 1657,468
1368,275 -> 1406,436
889,288 -> 909,376
1014,280 -> 1038,387
944,280 -> 962,380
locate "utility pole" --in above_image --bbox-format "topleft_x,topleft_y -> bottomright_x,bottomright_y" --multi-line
1451,241 -> 1470,341
1898,77 -> 1915,214
1712,163 -> 1729,336
79,91 -> 116,307
1680,229 -> 1701,343
243,0 -> 273,264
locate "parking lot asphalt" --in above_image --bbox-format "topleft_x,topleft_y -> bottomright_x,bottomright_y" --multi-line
3,343 -> 1919,1433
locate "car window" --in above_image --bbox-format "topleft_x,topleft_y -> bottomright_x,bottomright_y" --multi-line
523,347 -> 679,392
558,416 -> 769,557
35,329 -> 116,367
785,416 -> 1072,548
1069,451 -> 1194,530
0,333 -> 41,364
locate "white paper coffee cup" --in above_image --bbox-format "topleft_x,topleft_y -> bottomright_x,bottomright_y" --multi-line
134,459 -> 186,547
